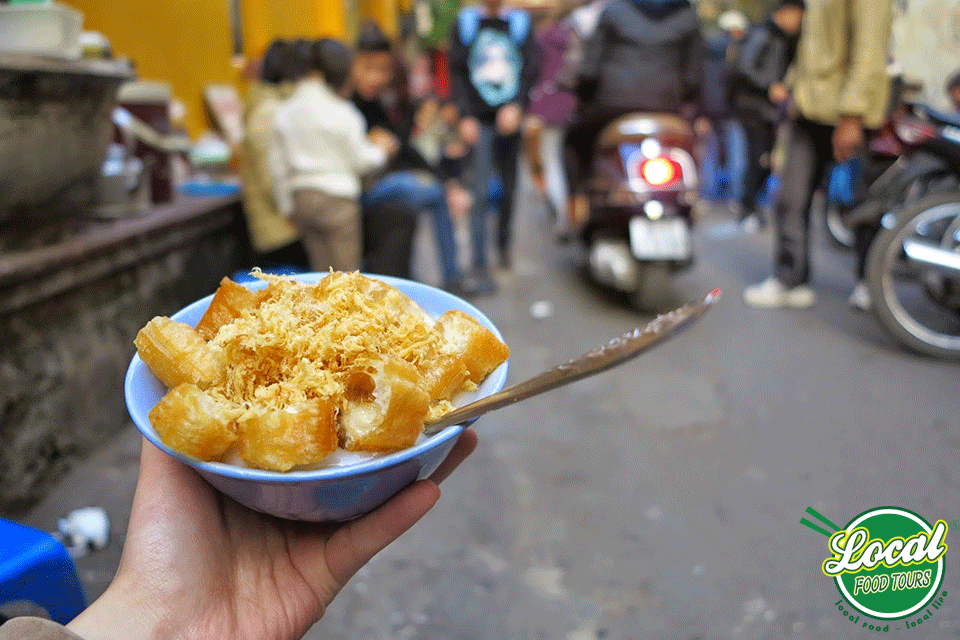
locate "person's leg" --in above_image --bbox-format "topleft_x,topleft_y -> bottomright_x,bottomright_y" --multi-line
724,119 -> 748,207
323,195 -> 363,272
291,190 -> 335,272
257,240 -> 310,271
774,119 -> 834,288
468,122 -> 495,272
744,118 -> 829,308
563,116 -> 602,230
361,171 -> 416,209
540,127 -> 570,228
523,115 -> 546,196
407,178 -> 462,285
493,130 -> 521,267
700,124 -> 721,201
364,170 -> 461,283
541,126 -> 570,226
362,198 -> 417,278
741,117 -> 767,217
753,120 -> 777,217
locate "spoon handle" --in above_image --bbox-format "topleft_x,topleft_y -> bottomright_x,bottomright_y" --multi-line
423,289 -> 721,436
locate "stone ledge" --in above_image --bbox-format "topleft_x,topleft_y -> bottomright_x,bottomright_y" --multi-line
0,193 -> 248,513
0,194 -> 240,314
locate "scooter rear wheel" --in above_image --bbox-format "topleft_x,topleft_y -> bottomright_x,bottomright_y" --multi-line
866,192 -> 960,360
629,263 -> 673,313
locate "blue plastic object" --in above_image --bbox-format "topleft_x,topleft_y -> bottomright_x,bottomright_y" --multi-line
178,181 -> 241,198
0,519 -> 86,624
828,158 -> 864,208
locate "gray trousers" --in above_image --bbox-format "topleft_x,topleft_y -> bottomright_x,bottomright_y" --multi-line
291,189 -> 361,273
774,118 -> 836,287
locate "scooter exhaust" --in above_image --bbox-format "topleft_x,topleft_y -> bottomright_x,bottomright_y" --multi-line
902,238 -> 960,278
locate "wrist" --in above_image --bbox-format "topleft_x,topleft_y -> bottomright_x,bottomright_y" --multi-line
66,584 -> 164,640
838,114 -> 863,127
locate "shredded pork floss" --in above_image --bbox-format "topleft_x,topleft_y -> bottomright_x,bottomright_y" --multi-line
210,271 -> 445,417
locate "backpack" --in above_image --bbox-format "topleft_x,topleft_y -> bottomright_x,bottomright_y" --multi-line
457,6 -> 531,47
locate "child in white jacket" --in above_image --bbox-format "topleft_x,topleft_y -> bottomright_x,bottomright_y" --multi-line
271,39 -> 397,272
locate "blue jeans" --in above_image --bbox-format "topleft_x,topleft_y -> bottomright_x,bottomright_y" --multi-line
362,171 -> 461,282
701,118 -> 747,202
467,123 -> 521,269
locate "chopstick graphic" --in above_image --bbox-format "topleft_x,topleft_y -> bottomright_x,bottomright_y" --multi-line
800,506 -> 841,538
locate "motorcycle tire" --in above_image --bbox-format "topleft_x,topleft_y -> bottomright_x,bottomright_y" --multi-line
629,263 -> 673,313
866,192 -> 960,361
825,203 -> 855,248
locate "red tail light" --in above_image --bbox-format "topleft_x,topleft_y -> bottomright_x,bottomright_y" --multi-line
640,157 -> 681,186
894,117 -> 938,146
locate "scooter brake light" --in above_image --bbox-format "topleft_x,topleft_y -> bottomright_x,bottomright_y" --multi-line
640,157 -> 679,187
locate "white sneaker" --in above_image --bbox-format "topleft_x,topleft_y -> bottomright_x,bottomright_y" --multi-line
743,277 -> 817,309
740,214 -> 761,233
848,281 -> 872,312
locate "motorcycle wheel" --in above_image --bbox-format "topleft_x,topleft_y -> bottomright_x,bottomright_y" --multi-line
825,203 -> 855,248
866,192 -> 960,361
629,263 -> 672,313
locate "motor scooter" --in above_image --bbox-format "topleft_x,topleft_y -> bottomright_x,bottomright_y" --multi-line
865,103 -> 960,360
582,113 -> 698,311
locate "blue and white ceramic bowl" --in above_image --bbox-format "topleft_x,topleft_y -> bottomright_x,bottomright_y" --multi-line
124,273 -> 508,521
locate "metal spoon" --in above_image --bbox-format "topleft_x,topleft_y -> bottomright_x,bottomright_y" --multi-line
424,289 -> 722,436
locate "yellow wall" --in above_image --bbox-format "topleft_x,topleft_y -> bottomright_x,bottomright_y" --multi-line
63,0 -> 238,138
63,0 -> 405,137
64,0 -> 351,138
242,0 -> 348,61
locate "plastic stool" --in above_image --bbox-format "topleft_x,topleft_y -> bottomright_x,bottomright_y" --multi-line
0,519 -> 86,625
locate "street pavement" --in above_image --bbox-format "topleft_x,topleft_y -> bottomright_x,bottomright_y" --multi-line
20,194 -> 960,640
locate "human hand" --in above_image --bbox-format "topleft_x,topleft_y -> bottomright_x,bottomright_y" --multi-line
458,117 -> 481,146
370,128 -> 400,157
445,141 -> 468,159
66,430 -> 478,640
833,115 -> 864,163
694,117 -> 712,137
496,103 -> 523,135
445,181 -> 473,220
768,83 -> 789,105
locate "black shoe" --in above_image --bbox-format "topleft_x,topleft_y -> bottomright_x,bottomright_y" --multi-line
554,227 -> 574,244
464,268 -> 498,296
441,278 -> 470,298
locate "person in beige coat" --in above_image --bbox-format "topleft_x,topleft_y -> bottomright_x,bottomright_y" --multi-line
744,0 -> 893,309
239,40 -> 308,267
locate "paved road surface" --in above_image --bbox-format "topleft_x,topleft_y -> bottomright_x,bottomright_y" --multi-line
23,196 -> 960,640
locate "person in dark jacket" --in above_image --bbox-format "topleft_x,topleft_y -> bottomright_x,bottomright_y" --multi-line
728,0 -> 804,227
699,11 -> 748,210
449,0 -> 539,294
352,22 -> 467,290
564,0 -> 703,224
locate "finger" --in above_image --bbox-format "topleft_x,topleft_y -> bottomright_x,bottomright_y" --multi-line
137,437 -> 210,496
429,427 -> 478,485
323,480 -> 440,588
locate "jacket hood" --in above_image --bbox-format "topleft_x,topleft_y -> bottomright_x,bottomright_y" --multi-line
629,0 -> 691,19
